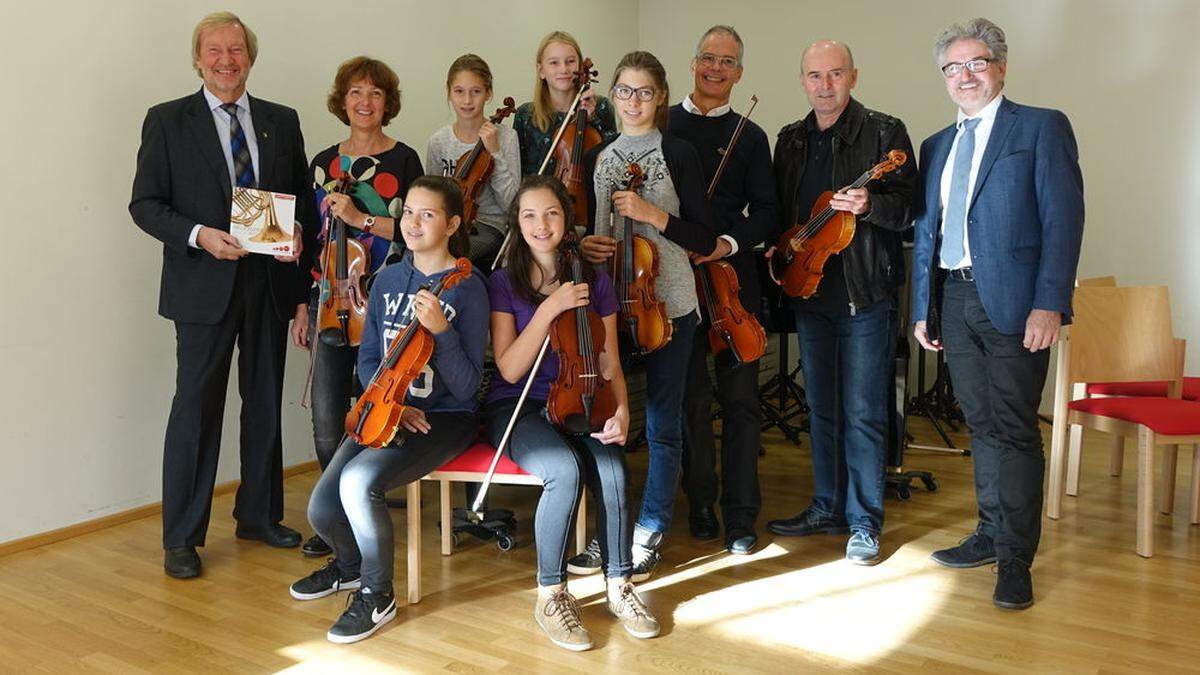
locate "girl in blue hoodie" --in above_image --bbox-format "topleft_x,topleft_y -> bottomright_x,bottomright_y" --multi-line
290,176 -> 489,644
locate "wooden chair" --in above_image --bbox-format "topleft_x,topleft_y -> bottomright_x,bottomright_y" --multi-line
1046,286 -> 1200,557
404,442 -> 587,604
1065,277 -> 1200,510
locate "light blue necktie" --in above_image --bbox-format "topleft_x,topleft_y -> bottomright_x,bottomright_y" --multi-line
940,117 -> 980,269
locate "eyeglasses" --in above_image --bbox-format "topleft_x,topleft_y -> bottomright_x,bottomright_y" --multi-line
612,84 -> 657,102
697,53 -> 739,70
941,58 -> 992,78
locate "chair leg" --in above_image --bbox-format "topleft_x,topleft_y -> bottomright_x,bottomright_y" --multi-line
575,488 -> 588,555
440,480 -> 453,556
1190,444 -> 1199,525
1161,445 -> 1178,515
1136,427 -> 1156,558
1066,424 -> 1084,496
1047,411 -> 1069,520
1109,435 -> 1125,477
407,481 -> 422,604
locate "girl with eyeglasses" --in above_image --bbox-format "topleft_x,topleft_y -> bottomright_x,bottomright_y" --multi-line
578,50 -> 717,582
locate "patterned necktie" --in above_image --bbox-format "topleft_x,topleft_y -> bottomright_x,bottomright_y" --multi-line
940,117 -> 980,269
221,103 -> 256,188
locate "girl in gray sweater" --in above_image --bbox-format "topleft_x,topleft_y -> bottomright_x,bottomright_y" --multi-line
425,54 -> 521,269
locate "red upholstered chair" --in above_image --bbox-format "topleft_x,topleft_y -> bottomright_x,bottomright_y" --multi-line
403,441 -> 587,604
1068,378 -> 1200,490
1046,285 -> 1200,557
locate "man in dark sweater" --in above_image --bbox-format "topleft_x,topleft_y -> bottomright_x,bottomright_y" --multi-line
671,25 -> 778,555
765,40 -> 916,565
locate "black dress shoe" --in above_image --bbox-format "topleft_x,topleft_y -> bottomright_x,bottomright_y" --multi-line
766,508 -> 849,537
689,506 -> 720,540
931,530 -> 996,568
726,531 -> 757,555
164,546 -> 201,579
236,523 -> 302,548
302,534 -> 332,557
993,559 -> 1034,610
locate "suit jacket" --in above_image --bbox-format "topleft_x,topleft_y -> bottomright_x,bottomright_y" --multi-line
130,88 -> 315,325
910,97 -> 1084,335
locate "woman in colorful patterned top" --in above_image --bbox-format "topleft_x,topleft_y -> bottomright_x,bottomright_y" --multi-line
292,56 -> 422,558
512,31 -> 618,177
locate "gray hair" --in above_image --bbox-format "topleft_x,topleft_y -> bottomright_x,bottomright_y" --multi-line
695,25 -> 744,66
934,18 -> 1007,66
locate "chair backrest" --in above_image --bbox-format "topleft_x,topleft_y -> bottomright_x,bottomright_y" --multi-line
1076,275 -> 1117,287
1065,286 -> 1179,388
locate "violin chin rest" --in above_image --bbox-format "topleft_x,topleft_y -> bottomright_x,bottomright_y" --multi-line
318,327 -> 348,348
561,413 -> 593,437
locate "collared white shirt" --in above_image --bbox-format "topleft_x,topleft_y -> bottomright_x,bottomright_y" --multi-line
682,94 -> 732,118
681,95 -> 739,256
938,93 -> 1004,269
190,87 -> 262,248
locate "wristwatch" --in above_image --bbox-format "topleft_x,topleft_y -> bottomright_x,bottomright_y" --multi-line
362,215 -> 377,234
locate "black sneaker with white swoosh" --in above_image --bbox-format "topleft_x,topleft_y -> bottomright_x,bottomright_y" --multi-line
327,589 -> 397,644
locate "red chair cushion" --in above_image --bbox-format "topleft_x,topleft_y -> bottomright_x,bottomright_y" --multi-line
434,441 -> 530,475
1086,377 -> 1199,401
1068,396 -> 1200,435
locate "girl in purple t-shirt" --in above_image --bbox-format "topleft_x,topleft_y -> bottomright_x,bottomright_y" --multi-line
487,176 -> 659,650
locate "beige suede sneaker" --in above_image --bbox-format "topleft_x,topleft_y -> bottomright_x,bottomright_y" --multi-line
607,582 -> 661,639
535,589 -> 593,651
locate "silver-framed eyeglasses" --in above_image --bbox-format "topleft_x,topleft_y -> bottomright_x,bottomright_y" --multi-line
941,58 -> 992,78
697,53 -> 739,70
612,84 -> 657,102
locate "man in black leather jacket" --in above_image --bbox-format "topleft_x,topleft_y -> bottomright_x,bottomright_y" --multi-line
766,40 -> 916,565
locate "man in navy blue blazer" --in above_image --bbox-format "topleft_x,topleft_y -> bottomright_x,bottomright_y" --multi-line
910,18 -> 1084,610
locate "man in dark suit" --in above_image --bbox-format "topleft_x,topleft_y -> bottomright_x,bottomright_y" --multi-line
130,11 -> 314,578
910,18 -> 1084,609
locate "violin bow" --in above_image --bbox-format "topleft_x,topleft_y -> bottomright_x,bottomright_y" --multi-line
467,335 -> 553,520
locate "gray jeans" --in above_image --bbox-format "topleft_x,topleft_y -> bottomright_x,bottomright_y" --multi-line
307,411 -> 476,593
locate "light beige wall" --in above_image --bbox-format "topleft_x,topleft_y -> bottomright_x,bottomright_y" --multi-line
639,0 -> 1200,402
3,0 -> 1197,544
0,0 -> 638,544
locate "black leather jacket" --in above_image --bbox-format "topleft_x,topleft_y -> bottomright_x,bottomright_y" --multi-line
773,98 -> 917,311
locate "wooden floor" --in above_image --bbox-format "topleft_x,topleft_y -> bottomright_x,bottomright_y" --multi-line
2,418 -> 1198,673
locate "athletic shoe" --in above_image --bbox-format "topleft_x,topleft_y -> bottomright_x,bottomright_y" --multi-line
327,589 -> 397,644
290,559 -> 361,600
535,589 -> 593,651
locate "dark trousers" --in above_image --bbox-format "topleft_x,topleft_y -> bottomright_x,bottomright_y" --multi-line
306,290 -> 358,469
486,398 -> 632,585
162,256 -> 288,548
681,325 -> 762,533
794,297 -> 894,535
941,278 -> 1049,563
636,313 -> 698,534
309,412 -> 476,593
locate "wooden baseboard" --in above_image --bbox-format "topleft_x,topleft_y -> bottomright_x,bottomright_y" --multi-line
0,460 -> 320,559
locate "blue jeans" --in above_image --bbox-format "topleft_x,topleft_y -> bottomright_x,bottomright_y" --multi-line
794,298 -> 894,535
307,412 -> 476,593
636,312 -> 698,535
486,398 -> 632,585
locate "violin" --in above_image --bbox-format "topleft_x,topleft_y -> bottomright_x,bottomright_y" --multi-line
317,176 -> 370,348
610,163 -> 671,354
452,97 -> 517,232
694,94 -> 766,364
344,258 -> 473,448
552,58 -> 602,229
771,150 -> 907,298
547,239 -> 617,435
492,58 -> 598,270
